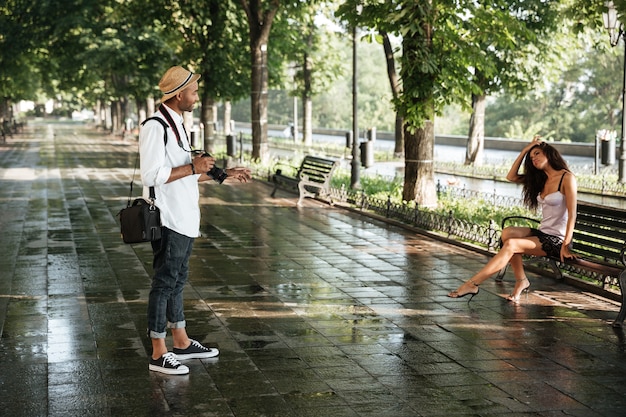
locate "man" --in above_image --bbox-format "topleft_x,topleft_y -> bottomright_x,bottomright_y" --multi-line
139,65 -> 251,375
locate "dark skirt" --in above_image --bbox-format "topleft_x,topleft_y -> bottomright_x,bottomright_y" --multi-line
529,229 -> 570,258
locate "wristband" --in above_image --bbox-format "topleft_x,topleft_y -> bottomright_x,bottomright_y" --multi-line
190,163 -> 196,175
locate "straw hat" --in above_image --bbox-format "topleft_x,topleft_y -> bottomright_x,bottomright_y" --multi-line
158,66 -> 201,102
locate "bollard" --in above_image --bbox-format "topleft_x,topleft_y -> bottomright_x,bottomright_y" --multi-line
360,140 -> 373,168
226,134 -> 236,157
367,127 -> 376,142
601,137 -> 616,165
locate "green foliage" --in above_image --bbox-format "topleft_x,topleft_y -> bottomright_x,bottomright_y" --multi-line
435,190 -> 535,227
486,27 -> 624,143
331,169 -> 404,200
174,0 -> 250,102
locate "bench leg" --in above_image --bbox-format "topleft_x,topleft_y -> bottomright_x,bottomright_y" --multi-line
612,270 -> 626,328
297,182 -> 315,205
548,259 -> 563,280
495,265 -> 507,282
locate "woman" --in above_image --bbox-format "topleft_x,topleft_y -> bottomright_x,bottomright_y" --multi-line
447,136 -> 577,302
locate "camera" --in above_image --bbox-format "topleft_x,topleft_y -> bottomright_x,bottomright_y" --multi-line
201,152 -> 228,184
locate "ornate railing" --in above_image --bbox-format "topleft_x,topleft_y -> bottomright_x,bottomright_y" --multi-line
327,182 -> 621,294
435,181 -> 524,208
436,161 -> 626,197
330,185 -> 501,251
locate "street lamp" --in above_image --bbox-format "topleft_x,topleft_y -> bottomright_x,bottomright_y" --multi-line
350,18 -> 360,189
287,63 -> 298,143
603,1 -> 626,183
350,5 -> 363,190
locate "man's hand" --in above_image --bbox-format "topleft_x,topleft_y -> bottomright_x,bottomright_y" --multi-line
192,154 -> 215,173
224,167 -> 252,183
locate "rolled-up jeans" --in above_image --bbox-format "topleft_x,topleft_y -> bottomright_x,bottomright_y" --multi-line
147,227 -> 194,339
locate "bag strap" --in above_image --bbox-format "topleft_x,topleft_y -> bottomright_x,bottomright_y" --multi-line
158,105 -> 188,149
127,118 -> 168,207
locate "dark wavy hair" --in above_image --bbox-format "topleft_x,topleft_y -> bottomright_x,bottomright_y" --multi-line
520,142 -> 570,210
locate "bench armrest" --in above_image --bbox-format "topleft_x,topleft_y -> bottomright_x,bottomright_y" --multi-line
272,161 -> 299,177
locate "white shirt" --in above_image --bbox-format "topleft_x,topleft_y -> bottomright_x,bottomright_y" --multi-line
139,105 -> 201,238
538,191 -> 567,239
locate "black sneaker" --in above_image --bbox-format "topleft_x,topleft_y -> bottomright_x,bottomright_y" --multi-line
173,339 -> 220,360
149,352 -> 190,375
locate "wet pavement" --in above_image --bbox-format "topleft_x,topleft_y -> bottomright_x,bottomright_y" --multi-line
1,121 -> 626,417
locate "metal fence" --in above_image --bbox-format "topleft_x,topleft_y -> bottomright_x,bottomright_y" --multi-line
326,182 -> 622,294
330,184 -> 501,252
436,161 -> 626,196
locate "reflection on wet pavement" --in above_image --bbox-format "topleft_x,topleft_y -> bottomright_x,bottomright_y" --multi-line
1,122 -> 626,416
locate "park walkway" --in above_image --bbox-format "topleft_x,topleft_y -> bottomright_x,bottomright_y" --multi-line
1,120 -> 626,416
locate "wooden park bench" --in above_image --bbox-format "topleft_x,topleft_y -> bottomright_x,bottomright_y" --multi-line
270,155 -> 339,206
496,201 -> 626,327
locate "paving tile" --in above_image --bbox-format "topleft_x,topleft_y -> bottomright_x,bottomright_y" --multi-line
1,122 -> 626,416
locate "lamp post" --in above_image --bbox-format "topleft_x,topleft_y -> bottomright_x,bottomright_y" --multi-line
287,63 -> 298,143
603,1 -> 626,183
350,18 -> 360,189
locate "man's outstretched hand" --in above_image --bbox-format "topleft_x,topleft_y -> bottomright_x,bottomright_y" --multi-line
225,167 -> 252,183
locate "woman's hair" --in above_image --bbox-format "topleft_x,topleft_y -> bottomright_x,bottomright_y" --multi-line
520,142 -> 570,210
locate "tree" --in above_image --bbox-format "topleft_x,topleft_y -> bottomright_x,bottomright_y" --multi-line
273,2 -> 344,146
172,0 -> 250,153
485,36 -> 624,143
0,0 -> 49,119
42,0 -> 178,130
395,1 -> 438,205
461,0 -> 562,166
337,0 -> 405,156
239,0 -> 281,162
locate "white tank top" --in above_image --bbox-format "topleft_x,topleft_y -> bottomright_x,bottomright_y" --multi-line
537,173 -> 568,239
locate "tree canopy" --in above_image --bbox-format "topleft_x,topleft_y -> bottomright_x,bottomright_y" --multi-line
0,0 -> 623,201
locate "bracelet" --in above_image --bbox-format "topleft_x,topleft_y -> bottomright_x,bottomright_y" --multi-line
190,163 -> 196,175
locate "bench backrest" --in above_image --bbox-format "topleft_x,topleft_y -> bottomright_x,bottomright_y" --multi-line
297,156 -> 338,184
573,201 -> 626,265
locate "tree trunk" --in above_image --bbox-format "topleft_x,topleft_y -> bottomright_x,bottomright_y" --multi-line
382,31 -> 404,158
147,97 -> 155,119
94,100 -> 102,126
136,99 -> 146,125
241,0 -> 279,163
465,93 -> 485,166
0,99 -> 8,121
224,101 -> 232,135
104,104 -> 112,131
121,96 -> 130,128
112,100 -> 121,133
250,43 -> 268,161
394,115 -> 404,157
303,96 -> 312,147
403,120 -> 437,207
202,94 -> 216,153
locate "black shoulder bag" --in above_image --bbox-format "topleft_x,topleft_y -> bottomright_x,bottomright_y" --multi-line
118,117 -> 168,244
